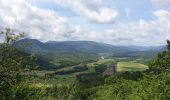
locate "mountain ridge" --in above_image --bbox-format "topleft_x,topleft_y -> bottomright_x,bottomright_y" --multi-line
13,38 -> 165,54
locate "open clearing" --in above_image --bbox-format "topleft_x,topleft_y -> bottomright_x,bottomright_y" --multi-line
117,62 -> 148,72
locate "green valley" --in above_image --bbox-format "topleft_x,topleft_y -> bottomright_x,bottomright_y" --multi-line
0,31 -> 169,100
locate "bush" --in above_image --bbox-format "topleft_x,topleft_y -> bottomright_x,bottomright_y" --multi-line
11,82 -> 46,100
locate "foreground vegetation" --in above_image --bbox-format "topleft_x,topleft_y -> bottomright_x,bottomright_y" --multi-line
0,29 -> 169,100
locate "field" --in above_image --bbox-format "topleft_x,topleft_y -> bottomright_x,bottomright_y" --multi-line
116,62 -> 149,72
33,58 -> 150,85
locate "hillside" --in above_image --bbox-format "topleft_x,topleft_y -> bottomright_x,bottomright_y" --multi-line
13,38 -> 165,55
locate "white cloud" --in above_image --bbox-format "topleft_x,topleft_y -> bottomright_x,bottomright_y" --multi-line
55,0 -> 118,24
151,0 -> 170,6
0,0 -> 170,46
0,0 -> 75,41
70,9 -> 170,46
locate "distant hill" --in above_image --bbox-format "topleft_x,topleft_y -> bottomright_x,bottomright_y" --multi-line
13,38 -> 165,55
12,38 -> 166,70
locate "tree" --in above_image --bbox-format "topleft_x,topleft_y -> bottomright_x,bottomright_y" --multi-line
149,40 -> 170,72
0,28 -> 24,44
0,28 -> 37,99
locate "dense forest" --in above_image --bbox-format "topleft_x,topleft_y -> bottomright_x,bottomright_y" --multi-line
0,28 -> 170,100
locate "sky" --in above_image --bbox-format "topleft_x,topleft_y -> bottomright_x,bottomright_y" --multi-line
0,0 -> 170,46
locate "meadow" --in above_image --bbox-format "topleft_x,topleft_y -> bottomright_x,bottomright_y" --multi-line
117,62 -> 149,72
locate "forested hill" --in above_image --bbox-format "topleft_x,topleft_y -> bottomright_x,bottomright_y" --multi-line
13,38 -> 165,55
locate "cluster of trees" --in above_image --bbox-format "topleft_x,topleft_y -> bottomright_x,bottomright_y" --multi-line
148,40 -> 170,72
0,28 -> 169,99
0,28 -> 39,99
48,52 -> 97,67
55,66 -> 88,75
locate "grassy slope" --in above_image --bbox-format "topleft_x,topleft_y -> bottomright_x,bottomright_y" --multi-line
117,62 -> 149,72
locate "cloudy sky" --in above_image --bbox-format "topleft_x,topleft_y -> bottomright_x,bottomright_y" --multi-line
0,0 -> 170,46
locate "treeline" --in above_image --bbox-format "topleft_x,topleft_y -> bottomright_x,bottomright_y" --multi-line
44,52 -> 98,67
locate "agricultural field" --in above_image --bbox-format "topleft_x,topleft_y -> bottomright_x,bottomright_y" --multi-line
33,58 -> 150,85
87,59 -> 115,67
116,62 -> 149,72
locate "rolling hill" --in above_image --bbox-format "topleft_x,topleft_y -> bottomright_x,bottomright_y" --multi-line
13,38 -> 165,55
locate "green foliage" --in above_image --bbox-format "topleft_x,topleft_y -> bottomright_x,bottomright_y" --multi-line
95,64 -> 107,75
0,44 -> 37,84
149,40 -> 170,72
49,52 -> 97,67
71,73 -> 170,100
0,28 -> 37,99
11,82 -> 46,100
45,84 -> 71,99
0,28 -> 24,44
55,66 -> 88,75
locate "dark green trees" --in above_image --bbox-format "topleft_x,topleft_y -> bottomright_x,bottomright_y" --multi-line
0,28 -> 37,99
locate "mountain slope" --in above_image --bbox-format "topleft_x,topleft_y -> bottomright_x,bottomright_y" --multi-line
13,39 -> 165,55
